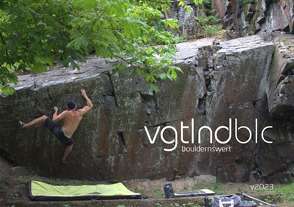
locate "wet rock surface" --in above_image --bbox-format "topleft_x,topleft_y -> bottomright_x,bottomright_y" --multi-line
0,34 -> 294,183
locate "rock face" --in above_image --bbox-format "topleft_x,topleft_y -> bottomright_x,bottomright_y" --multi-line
257,35 -> 294,183
1,34 -> 294,183
213,0 -> 294,36
169,0 -> 294,38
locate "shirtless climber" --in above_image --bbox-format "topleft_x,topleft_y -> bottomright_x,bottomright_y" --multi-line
19,89 -> 93,164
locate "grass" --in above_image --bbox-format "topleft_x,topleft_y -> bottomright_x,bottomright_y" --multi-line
190,181 -> 294,204
3,167 -> 294,205
145,180 -> 294,204
263,183 -> 294,204
153,187 -> 165,198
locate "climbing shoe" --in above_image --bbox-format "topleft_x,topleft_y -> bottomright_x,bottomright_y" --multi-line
18,120 -> 26,128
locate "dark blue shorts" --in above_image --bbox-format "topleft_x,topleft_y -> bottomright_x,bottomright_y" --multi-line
44,118 -> 74,147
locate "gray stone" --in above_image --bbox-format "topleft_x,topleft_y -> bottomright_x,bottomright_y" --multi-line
1,35 -> 294,183
213,0 -> 294,36
267,35 -> 294,117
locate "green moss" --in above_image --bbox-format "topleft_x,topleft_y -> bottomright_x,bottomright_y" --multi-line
248,0 -> 263,34
0,172 -> 5,185
241,0 -> 255,5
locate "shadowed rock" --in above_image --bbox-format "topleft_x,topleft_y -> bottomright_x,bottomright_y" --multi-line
1,35 -> 294,183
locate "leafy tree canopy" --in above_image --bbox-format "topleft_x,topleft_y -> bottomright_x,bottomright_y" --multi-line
0,0 -> 201,94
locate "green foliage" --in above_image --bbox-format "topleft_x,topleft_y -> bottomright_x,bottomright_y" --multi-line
196,15 -> 222,37
203,25 -> 223,36
197,16 -> 220,25
0,0 -> 75,93
241,0 -> 255,5
0,0 -> 205,94
177,0 -> 203,13
195,0 -> 222,37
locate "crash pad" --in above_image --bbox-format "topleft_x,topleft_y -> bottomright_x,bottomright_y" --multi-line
28,180 -> 142,201
174,189 -> 215,197
164,183 -> 215,198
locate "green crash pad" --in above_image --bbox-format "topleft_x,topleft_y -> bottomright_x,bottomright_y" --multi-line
28,180 -> 142,201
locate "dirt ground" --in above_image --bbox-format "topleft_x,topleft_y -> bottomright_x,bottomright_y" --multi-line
0,157 -> 287,207
0,157 -> 223,202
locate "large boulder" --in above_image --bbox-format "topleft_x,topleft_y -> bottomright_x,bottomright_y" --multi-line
194,35 -> 275,181
257,34 -> 294,183
1,35 -> 294,183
